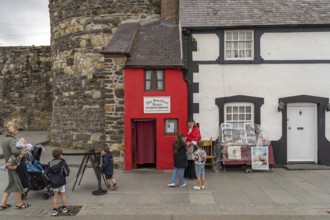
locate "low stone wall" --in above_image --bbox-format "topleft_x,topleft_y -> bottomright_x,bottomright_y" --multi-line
0,46 -> 52,130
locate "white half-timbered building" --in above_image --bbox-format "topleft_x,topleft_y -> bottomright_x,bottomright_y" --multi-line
180,0 -> 330,166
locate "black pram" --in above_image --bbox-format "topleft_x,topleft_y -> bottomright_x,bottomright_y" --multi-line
16,145 -> 53,200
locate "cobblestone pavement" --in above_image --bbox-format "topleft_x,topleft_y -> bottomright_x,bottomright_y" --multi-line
1,132 -> 330,219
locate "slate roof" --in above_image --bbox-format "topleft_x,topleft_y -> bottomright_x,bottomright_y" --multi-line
103,19 -> 182,68
103,23 -> 139,56
180,0 -> 330,28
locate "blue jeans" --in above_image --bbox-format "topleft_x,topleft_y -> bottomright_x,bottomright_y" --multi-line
170,167 -> 185,185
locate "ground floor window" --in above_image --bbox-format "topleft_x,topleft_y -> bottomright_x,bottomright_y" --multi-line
224,102 -> 254,129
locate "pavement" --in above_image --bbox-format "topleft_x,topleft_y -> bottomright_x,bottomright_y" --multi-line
1,132 -> 330,220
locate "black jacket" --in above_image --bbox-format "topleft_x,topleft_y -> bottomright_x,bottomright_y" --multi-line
47,158 -> 70,188
102,152 -> 114,176
173,141 -> 188,168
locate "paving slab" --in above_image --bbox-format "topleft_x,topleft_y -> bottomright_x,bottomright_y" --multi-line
1,132 -> 330,218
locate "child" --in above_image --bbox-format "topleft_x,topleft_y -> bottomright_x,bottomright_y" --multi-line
16,138 -> 34,151
47,148 -> 70,216
193,140 -> 207,190
101,147 -> 118,190
167,132 -> 188,187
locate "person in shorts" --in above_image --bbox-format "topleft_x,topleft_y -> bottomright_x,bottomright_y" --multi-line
101,147 -> 118,190
47,148 -> 70,216
193,141 -> 207,190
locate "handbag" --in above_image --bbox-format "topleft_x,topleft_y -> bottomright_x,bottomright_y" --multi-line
6,155 -> 22,170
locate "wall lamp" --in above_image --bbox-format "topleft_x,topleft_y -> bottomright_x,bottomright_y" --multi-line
326,103 -> 330,112
278,101 -> 285,112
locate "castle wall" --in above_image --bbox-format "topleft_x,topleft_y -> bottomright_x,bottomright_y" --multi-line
49,0 -> 160,149
0,46 -> 52,130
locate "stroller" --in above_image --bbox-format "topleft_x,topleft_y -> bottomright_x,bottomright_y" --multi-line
17,145 -> 53,200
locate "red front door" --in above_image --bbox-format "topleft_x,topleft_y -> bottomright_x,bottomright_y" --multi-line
133,120 -> 156,168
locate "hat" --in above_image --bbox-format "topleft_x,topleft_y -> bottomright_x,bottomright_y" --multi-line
186,118 -> 195,123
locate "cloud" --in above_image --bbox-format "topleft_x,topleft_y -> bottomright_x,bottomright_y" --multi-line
0,0 -> 50,46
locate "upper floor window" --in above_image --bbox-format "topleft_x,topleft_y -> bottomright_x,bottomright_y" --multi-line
224,103 -> 254,129
145,70 -> 164,91
225,30 -> 254,60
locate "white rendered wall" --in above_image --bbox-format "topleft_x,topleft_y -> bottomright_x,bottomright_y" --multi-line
192,34 -> 219,61
192,32 -> 330,141
261,32 -> 330,60
193,64 -> 330,142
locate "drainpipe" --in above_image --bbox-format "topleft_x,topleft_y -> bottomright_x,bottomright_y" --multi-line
182,28 -> 193,119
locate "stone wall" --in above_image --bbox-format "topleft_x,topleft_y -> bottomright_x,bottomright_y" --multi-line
49,0 -> 160,149
103,56 -> 126,168
0,46 -> 52,130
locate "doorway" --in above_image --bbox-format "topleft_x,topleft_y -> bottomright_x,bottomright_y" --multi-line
132,120 -> 156,168
287,103 -> 317,163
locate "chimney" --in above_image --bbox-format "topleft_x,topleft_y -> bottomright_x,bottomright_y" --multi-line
161,0 -> 179,22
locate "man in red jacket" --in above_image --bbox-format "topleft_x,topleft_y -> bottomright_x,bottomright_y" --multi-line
184,118 -> 201,145
183,118 -> 201,179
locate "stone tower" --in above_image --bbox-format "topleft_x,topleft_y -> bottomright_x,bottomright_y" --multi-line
49,0 -> 160,149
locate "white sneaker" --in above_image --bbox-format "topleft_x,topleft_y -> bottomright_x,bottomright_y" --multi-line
52,209 -> 58,216
179,182 -> 186,187
193,186 -> 200,190
167,183 -> 175,187
60,206 -> 68,213
201,185 -> 205,190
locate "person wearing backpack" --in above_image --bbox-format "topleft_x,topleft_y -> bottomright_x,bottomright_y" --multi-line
47,147 -> 70,216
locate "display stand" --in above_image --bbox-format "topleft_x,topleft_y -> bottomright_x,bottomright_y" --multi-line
63,150 -> 107,195
221,145 -> 275,172
219,123 -> 275,173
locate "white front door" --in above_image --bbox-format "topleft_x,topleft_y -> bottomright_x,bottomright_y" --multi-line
287,103 -> 317,163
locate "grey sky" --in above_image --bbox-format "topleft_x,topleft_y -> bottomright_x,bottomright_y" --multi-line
0,0 -> 50,46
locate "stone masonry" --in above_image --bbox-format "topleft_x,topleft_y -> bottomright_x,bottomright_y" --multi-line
0,0 -> 181,168
49,0 -> 160,156
0,46 -> 52,130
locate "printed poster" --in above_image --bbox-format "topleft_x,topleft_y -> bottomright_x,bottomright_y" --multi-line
251,146 -> 269,170
228,146 -> 241,160
144,96 -> 170,113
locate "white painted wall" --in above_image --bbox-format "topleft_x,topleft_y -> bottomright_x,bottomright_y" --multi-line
192,34 -> 219,61
192,32 -> 330,142
193,64 -> 330,142
261,32 -> 330,60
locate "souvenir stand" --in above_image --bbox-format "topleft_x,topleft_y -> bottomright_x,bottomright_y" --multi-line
220,123 -> 275,172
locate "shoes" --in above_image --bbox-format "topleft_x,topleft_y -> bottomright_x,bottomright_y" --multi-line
179,182 -> 186,187
167,183 -> 175,187
15,203 -> 30,209
52,208 -> 58,216
112,183 -> 118,190
107,185 -> 112,190
201,185 -> 205,190
193,186 -> 201,190
0,204 -> 11,210
60,206 -> 68,213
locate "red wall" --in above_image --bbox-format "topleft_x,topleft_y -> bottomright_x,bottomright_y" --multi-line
124,68 -> 188,170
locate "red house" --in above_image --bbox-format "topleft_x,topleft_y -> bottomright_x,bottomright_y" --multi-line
103,20 -> 187,170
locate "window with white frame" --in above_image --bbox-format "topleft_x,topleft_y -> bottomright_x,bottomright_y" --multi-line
225,30 -> 254,60
224,103 -> 254,129
145,70 -> 164,91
